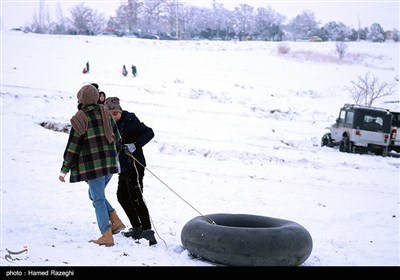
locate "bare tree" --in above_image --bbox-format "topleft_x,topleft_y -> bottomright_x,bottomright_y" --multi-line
30,5 -> 51,33
210,1 -> 230,39
141,0 -> 168,35
254,7 -> 285,41
335,41 -> 348,59
233,4 -> 254,40
115,0 -> 143,35
53,2 -> 70,34
346,72 -> 396,107
70,3 -> 105,35
288,10 -> 319,40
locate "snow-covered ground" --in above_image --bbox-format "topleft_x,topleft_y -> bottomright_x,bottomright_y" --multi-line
1,31 -> 399,268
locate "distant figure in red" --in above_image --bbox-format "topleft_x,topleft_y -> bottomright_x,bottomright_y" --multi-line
131,65 -> 137,77
83,61 -> 90,74
122,65 -> 128,77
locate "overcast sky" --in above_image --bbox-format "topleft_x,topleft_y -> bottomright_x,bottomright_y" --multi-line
1,0 -> 399,31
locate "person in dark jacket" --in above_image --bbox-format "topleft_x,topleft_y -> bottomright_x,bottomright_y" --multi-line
59,84 -> 126,247
131,65 -> 137,77
83,61 -> 90,74
104,96 -> 157,246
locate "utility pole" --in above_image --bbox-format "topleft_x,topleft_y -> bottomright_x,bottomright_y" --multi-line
357,13 -> 361,41
175,0 -> 179,39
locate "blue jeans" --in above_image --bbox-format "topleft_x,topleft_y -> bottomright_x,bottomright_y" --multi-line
87,174 -> 114,234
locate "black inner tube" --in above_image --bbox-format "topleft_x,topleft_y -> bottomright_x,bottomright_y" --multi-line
181,213 -> 313,266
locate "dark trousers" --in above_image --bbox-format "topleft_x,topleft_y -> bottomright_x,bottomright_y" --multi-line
117,164 -> 151,230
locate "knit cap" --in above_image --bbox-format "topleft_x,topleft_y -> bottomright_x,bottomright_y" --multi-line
77,84 -> 99,105
104,97 -> 123,113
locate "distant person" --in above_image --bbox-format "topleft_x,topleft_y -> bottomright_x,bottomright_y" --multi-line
104,97 -> 157,246
91,83 -> 99,91
131,65 -> 137,77
90,83 -> 106,105
83,61 -> 90,74
58,84 -> 125,247
98,91 -> 106,104
122,65 -> 128,77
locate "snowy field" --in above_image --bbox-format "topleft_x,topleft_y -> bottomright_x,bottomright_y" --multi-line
1,31 -> 399,268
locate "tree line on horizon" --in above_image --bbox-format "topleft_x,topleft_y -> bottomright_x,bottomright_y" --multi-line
9,0 -> 400,42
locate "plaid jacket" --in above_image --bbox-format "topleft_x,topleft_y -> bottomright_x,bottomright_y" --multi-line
61,105 -> 122,183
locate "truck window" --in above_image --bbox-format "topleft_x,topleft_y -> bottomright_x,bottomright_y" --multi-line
338,110 -> 346,123
364,115 -> 383,129
345,111 -> 354,125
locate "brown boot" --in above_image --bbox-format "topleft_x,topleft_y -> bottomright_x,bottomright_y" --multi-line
89,228 -> 114,247
109,210 -> 126,235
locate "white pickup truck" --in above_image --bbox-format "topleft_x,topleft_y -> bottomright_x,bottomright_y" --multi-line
321,104 -> 393,156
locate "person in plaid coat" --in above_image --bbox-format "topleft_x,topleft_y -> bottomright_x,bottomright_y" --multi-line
59,84 -> 125,247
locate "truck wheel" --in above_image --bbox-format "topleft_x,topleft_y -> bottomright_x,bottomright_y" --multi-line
382,146 -> 388,157
321,133 -> 333,147
339,136 -> 350,152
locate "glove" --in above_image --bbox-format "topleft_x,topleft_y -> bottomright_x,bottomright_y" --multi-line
123,143 -> 136,154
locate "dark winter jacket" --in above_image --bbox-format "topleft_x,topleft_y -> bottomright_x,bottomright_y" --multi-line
61,104 -> 122,182
117,111 -> 154,173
